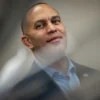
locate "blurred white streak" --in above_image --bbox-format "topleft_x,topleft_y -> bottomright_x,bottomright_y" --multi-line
0,48 -> 28,92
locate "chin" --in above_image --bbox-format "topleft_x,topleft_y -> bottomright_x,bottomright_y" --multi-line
34,37 -> 67,66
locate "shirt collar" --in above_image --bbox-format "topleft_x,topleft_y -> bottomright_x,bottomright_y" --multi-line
34,57 -> 76,78
67,58 -> 76,73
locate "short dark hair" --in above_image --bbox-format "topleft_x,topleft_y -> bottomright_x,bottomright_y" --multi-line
21,2 -> 49,34
21,2 -> 58,34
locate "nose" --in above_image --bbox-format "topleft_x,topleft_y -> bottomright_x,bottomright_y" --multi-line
47,22 -> 57,34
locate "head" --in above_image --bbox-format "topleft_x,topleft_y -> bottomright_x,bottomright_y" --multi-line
21,2 -> 67,66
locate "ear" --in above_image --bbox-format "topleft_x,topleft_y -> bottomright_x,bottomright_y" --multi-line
21,35 -> 34,49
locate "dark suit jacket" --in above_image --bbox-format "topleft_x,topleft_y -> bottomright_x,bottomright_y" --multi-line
2,61 -> 100,100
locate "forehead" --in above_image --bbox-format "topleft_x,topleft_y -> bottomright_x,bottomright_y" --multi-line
26,4 -> 59,23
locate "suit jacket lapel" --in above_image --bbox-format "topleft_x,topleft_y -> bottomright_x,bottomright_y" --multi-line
72,61 -> 90,84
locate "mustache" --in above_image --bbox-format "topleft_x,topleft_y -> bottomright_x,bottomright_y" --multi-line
46,35 -> 63,43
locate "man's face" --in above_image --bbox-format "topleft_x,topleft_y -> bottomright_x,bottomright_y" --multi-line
22,4 -> 67,50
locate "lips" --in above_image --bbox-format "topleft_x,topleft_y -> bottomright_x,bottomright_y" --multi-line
47,36 -> 62,43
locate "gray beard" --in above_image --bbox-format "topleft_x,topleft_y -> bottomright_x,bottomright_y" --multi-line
33,37 -> 67,67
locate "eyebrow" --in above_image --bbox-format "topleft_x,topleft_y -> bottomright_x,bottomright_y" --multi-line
34,19 -> 45,25
51,15 -> 61,20
34,15 -> 61,25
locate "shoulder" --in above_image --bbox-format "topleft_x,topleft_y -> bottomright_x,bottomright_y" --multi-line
71,60 -> 100,83
71,61 -> 100,99
72,60 -> 100,73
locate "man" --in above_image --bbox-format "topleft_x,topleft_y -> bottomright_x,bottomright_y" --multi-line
21,2 -> 80,92
2,2 -> 100,100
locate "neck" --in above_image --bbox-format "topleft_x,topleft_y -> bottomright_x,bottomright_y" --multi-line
49,56 -> 68,74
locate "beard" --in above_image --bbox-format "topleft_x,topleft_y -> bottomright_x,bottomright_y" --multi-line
33,37 -> 67,67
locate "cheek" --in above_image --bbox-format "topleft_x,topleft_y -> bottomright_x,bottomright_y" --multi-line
57,24 -> 66,35
32,30 -> 47,44
61,24 -> 66,34
38,30 -> 47,41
